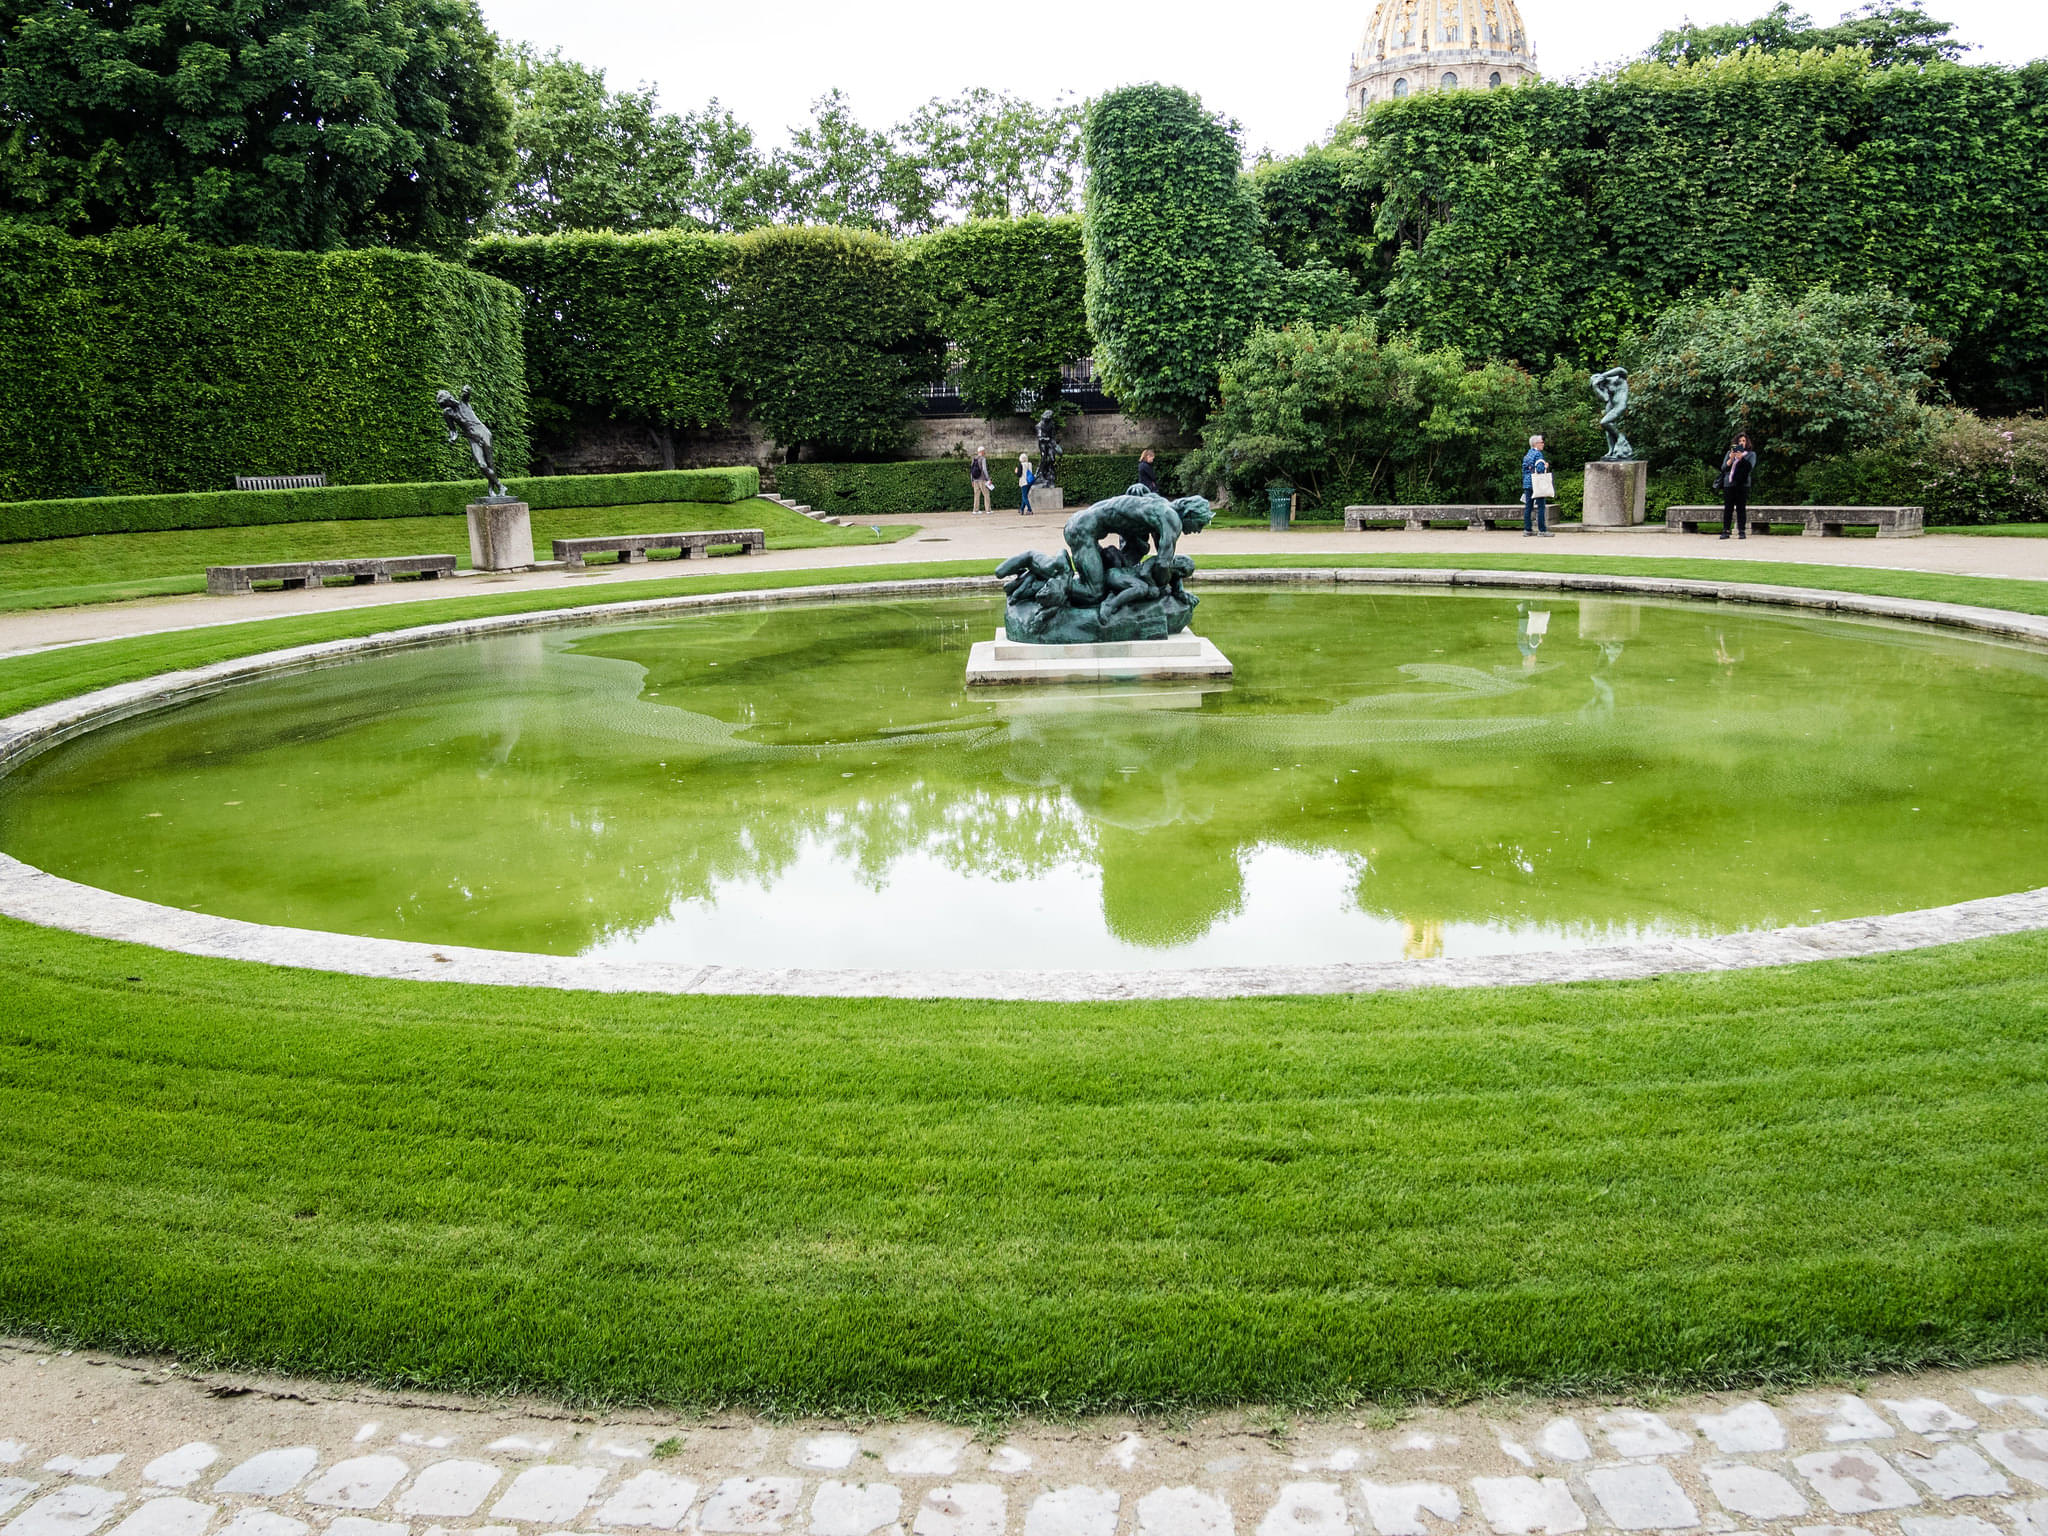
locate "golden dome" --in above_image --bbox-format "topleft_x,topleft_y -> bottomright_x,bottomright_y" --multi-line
1347,0 -> 1538,113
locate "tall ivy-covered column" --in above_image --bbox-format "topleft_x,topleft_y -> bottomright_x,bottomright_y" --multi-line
1082,87 -> 1269,429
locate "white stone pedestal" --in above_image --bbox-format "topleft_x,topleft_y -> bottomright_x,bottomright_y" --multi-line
965,630 -> 1233,686
467,499 -> 533,570
1027,484 -> 1065,516
1582,461 -> 1648,526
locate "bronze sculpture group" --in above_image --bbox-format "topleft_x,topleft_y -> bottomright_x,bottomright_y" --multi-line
997,483 -> 1215,645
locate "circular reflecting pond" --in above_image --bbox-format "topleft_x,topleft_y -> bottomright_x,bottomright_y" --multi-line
4,589 -> 2047,971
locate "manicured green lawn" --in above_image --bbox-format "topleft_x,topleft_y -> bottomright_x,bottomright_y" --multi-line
0,498 -> 910,613
0,553 -> 2044,1413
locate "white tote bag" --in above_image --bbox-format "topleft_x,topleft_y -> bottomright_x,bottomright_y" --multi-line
1530,470 -> 1557,499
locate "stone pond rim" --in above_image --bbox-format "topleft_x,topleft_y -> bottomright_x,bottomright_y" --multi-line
2,566 -> 2047,1001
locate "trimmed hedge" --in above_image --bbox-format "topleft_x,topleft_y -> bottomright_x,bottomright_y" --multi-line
724,226 -> 945,459
781,454 -> 1182,518
469,230 -> 729,432
1346,51 -> 2048,412
908,217 -> 1089,416
0,468 -> 758,545
0,225 -> 529,503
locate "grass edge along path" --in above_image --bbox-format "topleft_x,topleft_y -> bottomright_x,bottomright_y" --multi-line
0,551 -> 2045,1414
0,498 -> 910,614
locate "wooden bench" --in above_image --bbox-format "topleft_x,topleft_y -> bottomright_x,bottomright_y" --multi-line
1666,504 -> 1924,538
206,554 -> 457,594
552,528 -> 766,568
233,474 -> 327,491
1346,504 -> 1528,531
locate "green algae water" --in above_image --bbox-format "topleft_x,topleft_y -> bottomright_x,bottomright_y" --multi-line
4,588 -> 2047,969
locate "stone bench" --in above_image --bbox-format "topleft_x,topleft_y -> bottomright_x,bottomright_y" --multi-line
552,528 -> 766,568
1346,504 -> 1528,531
233,474 -> 327,490
1666,504 -> 1924,538
206,554 -> 456,595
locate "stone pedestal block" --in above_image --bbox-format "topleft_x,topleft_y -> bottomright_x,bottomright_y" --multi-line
1582,461 -> 1648,526
965,630 -> 1233,686
1028,484 -> 1066,516
467,499 -> 533,570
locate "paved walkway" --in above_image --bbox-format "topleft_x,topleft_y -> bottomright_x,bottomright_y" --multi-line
4,519 -> 2046,656
3,1345 -> 2044,1536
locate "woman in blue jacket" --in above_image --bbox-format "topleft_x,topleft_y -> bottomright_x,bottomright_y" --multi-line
1521,435 -> 1552,536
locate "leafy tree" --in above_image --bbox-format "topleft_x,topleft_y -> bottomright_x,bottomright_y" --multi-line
492,48 -> 781,235
1645,2 -> 1966,68
0,0 -> 511,251
722,225 -> 944,459
1184,321 -> 1570,509
910,216 -> 1088,418
1083,85 -> 1270,427
895,90 -> 1084,224
772,90 -> 912,234
1628,284 -> 1947,474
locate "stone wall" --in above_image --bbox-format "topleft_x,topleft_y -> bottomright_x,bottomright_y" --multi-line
530,412 -> 1195,478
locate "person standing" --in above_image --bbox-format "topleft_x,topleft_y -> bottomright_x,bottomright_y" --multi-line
969,446 -> 992,514
1136,447 -> 1159,494
1018,451 -> 1036,515
1718,433 -> 1758,539
1521,434 -> 1553,537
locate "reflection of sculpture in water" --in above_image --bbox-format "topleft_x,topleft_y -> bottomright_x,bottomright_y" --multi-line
436,386 -> 510,498
997,485 -> 1216,645
1590,367 -> 1635,462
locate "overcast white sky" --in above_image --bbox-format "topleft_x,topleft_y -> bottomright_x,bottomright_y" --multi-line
473,0 -> 2048,159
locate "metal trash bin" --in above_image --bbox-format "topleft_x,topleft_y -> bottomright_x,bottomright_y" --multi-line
1267,486 -> 1293,531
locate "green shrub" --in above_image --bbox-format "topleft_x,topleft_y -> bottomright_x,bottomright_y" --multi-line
0,225 -> 528,503
1794,411 -> 2048,524
780,454 -> 1180,518
1629,284 -> 1945,476
0,468 -> 757,544
1184,321 -> 1596,510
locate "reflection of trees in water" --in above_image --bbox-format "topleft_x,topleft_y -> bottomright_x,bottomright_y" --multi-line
22,591 -> 2043,959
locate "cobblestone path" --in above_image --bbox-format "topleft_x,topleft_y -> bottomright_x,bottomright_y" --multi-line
4,1347 -> 2045,1536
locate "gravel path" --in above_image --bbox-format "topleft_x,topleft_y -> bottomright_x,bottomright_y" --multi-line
1,518 -> 2044,656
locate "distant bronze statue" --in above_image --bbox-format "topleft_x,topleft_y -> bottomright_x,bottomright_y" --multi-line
437,386 -> 510,498
1035,408 -> 1063,487
1590,367 -> 1635,462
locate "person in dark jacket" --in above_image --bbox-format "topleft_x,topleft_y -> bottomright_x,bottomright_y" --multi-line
1719,433 -> 1758,539
1136,447 -> 1159,494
